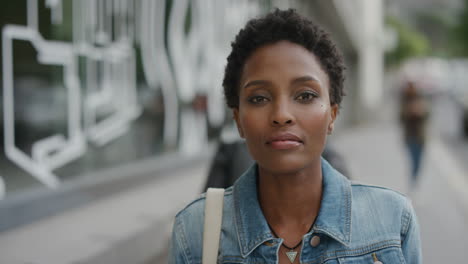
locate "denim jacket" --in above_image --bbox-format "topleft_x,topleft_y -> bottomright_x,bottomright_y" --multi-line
170,159 -> 422,263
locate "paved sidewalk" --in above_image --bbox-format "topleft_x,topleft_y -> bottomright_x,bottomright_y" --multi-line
333,123 -> 409,193
0,158 -> 210,264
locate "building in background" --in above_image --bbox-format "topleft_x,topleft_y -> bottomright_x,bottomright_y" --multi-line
0,0 -> 385,240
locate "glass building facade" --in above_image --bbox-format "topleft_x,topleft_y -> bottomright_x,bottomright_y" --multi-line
0,0 -> 272,230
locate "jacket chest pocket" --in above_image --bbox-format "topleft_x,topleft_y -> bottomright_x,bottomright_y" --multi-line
337,247 -> 406,264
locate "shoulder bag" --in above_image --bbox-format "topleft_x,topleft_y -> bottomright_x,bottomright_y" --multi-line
202,188 -> 225,264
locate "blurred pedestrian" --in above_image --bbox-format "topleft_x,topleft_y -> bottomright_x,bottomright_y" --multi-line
171,9 -> 421,264
202,124 -> 253,191
399,81 -> 429,189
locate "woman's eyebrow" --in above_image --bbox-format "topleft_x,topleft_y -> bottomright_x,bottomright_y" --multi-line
291,75 -> 320,85
242,80 -> 271,90
243,76 -> 320,90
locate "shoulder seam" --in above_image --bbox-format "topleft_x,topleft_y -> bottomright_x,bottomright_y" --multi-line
350,182 -> 407,197
225,186 -> 234,195
176,188 -> 233,218
175,195 -> 206,218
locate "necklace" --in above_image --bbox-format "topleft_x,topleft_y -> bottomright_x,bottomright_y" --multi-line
268,221 -> 315,263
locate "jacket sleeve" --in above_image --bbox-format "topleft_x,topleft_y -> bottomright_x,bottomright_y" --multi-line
169,217 -> 191,264
401,198 -> 422,264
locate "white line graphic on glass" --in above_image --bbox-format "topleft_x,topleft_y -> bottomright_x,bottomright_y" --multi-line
140,0 -> 179,148
0,176 -> 5,199
2,25 -> 85,188
73,0 -> 142,147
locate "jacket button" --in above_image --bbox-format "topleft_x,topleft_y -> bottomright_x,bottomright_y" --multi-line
310,236 -> 320,247
263,241 -> 275,247
372,253 -> 383,263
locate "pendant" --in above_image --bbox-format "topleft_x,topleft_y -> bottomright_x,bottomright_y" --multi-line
285,251 -> 297,263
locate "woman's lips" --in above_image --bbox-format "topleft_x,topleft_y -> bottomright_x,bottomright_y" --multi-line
266,133 -> 303,150
268,140 -> 302,149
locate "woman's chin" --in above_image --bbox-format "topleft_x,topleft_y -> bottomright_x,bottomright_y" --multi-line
258,158 -> 310,175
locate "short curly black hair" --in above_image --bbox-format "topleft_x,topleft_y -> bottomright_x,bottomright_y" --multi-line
223,8 -> 346,109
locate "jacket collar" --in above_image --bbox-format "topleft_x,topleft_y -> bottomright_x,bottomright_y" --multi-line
312,158 -> 352,246
233,158 -> 352,257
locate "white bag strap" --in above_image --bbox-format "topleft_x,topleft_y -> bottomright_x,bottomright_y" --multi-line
202,188 -> 225,264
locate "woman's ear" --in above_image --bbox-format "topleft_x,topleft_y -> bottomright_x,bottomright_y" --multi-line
232,108 -> 245,138
328,104 -> 339,135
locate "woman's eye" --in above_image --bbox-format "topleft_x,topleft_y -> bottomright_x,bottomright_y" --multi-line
296,92 -> 317,102
248,95 -> 269,104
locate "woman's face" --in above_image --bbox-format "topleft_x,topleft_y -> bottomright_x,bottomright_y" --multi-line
233,41 -> 338,174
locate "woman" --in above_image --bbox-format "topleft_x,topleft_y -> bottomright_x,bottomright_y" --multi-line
170,9 -> 421,264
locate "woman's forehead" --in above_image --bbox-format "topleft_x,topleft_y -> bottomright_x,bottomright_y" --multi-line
240,41 -> 329,88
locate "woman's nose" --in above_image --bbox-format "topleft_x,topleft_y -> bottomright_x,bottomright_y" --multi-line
272,119 -> 293,125
271,103 -> 295,126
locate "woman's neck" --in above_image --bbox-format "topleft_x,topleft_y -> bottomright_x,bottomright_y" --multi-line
258,161 -> 323,237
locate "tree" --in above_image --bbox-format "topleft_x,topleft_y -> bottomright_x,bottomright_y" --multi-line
452,0 -> 468,56
385,16 -> 430,66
